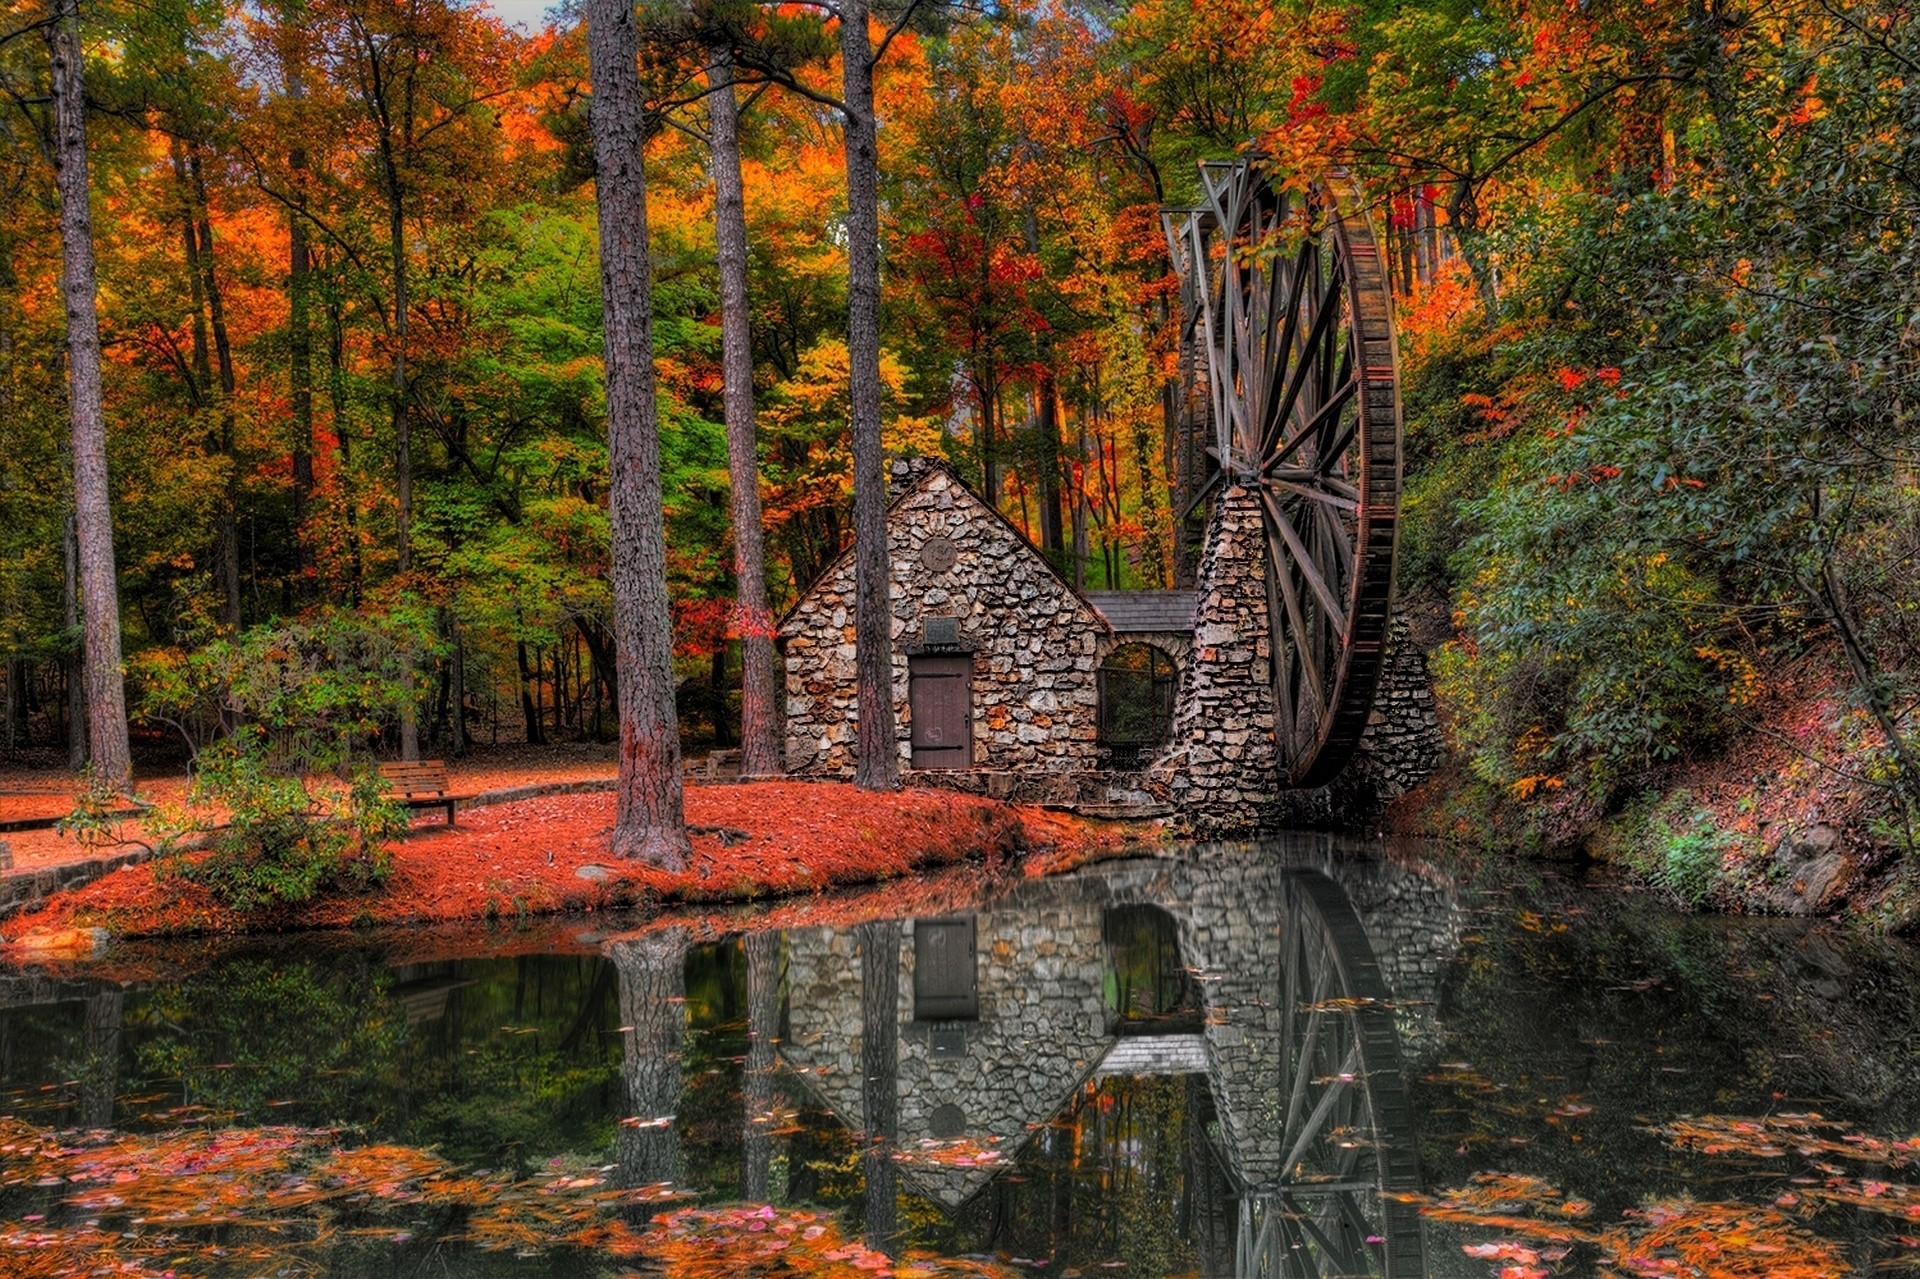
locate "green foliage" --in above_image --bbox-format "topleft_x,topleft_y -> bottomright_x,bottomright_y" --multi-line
157,731 -> 405,911
1601,791 -> 1741,910
55,768 -> 134,850
131,608 -> 444,770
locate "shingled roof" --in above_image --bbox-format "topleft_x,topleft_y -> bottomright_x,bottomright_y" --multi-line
1083,590 -> 1197,634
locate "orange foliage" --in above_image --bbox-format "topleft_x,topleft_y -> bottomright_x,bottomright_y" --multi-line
2,783 -> 1135,943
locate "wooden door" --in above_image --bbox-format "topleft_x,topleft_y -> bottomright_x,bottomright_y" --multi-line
909,654 -> 972,768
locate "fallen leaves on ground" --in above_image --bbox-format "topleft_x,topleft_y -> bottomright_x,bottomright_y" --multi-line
1,782 -> 1135,944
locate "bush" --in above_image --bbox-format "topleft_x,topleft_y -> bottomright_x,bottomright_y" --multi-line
154,732 -> 406,911
1599,791 -> 1737,910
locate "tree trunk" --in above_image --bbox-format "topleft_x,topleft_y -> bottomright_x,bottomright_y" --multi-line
584,0 -> 689,866
517,640 -> 546,745
288,121 -> 315,581
47,0 -> 132,792
841,0 -> 897,792
63,510 -> 86,769
189,155 -> 243,631
707,47 -> 782,779
612,929 -> 687,1213
742,929 -> 780,1203
857,919 -> 899,1253
1037,373 -> 1065,560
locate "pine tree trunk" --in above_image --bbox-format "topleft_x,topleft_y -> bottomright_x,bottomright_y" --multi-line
742,929 -> 780,1202
47,0 -> 131,791
840,0 -> 897,792
707,48 -> 782,778
612,929 -> 687,1209
63,511 -> 86,768
584,0 -> 689,866
857,919 -> 899,1253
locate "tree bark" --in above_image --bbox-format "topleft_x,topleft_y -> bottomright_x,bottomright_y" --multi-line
287,112 -> 315,581
63,510 -> 86,769
707,47 -> 783,779
856,919 -> 899,1254
585,0 -> 689,866
612,929 -> 687,1214
742,929 -> 781,1202
47,0 -> 132,791
1037,373 -> 1065,559
840,0 -> 897,792
189,155 -> 243,631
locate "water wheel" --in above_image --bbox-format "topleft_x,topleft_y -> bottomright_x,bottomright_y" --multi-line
1234,870 -> 1424,1279
1166,161 -> 1402,788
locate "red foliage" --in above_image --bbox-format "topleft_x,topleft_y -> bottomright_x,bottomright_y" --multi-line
1,783 -> 1129,943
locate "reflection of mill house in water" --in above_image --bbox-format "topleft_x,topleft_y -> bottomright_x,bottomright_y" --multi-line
776,457 -> 1443,825
765,848 -> 1461,1250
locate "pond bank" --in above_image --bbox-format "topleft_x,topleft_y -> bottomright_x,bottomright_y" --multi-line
0,781 -> 1137,949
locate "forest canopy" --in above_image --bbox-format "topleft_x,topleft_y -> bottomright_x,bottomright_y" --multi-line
0,0 -> 1913,836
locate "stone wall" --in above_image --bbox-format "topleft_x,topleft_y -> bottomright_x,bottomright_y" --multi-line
1152,486 -> 1280,836
1148,483 -> 1442,835
779,460 -> 1106,777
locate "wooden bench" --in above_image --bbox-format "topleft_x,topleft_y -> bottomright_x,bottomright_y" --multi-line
377,761 -> 474,826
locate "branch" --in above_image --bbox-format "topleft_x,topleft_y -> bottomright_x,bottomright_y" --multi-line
870,0 -> 926,67
1476,72 -> 1696,186
742,60 -> 850,117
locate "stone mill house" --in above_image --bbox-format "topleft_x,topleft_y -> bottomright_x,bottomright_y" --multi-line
776,457 -> 1442,823
778,458 -> 1193,811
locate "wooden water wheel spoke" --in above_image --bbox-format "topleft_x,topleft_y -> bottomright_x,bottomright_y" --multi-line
1171,158 -> 1402,788
1233,871 -> 1424,1279
1267,480 -> 1358,513
1261,491 -> 1348,644
1268,380 -> 1358,471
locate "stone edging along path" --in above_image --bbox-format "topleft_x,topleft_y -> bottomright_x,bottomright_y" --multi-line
0,778 -> 624,923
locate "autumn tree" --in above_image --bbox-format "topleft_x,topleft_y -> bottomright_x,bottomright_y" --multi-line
44,0 -> 133,788
583,0 -> 689,865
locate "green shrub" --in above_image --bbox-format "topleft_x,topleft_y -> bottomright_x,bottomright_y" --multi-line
1600,791 -> 1736,909
158,732 -> 406,911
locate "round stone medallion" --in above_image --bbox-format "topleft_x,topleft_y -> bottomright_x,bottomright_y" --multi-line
927,1102 -> 967,1140
919,536 -> 958,573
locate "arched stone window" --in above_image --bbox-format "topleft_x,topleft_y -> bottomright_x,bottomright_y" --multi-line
1097,643 -> 1178,770
1102,905 -> 1202,1034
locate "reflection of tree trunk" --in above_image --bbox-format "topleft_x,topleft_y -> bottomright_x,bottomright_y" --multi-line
79,991 -> 122,1129
742,930 -> 782,1203
1187,1074 -> 1233,1279
857,920 -> 899,1254
613,929 -> 687,1209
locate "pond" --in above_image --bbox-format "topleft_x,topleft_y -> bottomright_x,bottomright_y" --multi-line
2,836 -> 1918,1277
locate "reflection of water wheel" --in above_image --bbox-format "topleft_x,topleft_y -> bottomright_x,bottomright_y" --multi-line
1166,161 -> 1401,788
1236,871 -> 1422,1279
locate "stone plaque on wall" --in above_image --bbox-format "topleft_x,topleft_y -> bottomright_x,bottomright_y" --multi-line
919,536 -> 958,572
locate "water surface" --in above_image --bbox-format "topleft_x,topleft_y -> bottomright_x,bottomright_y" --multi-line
2,837 -> 1917,1277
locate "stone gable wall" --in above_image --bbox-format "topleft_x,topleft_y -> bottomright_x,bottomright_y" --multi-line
779,462 -> 1107,776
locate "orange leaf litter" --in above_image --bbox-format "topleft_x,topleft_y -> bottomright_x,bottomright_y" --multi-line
2,782 -> 1136,944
